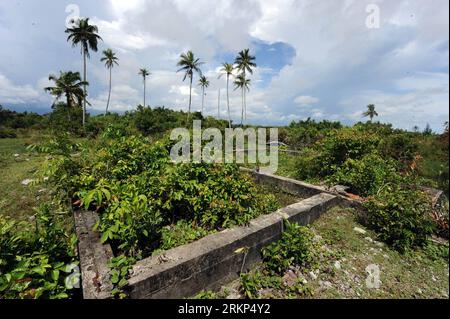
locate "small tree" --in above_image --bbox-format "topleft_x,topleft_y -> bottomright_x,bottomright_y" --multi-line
177,51 -> 203,120
139,68 -> 151,107
198,76 -> 210,115
100,49 -> 119,115
363,104 -> 379,122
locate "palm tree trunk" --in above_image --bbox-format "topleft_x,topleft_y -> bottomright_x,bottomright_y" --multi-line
226,76 -> 231,128
143,76 -> 147,107
244,88 -> 247,123
189,74 -> 193,116
201,87 -> 205,115
186,74 -> 192,122
106,67 -> 111,115
66,93 -> 72,122
240,87 -> 244,127
83,51 -> 87,128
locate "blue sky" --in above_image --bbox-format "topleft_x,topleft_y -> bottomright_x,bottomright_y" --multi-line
0,0 -> 448,132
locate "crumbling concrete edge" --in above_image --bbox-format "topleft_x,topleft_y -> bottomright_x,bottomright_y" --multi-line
240,167 -> 364,210
74,210 -> 114,299
126,193 -> 343,299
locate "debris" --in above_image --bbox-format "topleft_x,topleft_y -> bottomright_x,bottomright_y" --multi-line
313,234 -> 323,242
308,271 -> 318,280
334,261 -> 341,270
282,270 -> 298,287
21,178 -> 34,186
353,227 -> 367,234
374,241 -> 384,247
364,237 -> 373,243
319,280 -> 332,290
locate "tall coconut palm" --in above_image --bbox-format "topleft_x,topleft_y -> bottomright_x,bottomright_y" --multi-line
65,18 -> 102,128
234,73 -> 251,126
363,104 -> 379,122
44,71 -> 88,122
219,63 -> 234,128
234,49 -> 256,126
177,51 -> 203,119
100,49 -> 119,115
139,68 -> 151,107
198,75 -> 210,115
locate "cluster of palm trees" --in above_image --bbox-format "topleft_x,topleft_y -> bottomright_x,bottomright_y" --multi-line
175,49 -> 257,127
44,17 -> 257,129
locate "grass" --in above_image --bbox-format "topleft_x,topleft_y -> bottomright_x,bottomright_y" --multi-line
204,207 -> 449,299
0,138 -> 49,221
308,207 -> 449,298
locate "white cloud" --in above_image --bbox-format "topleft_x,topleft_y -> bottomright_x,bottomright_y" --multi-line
0,0 -> 448,131
0,73 -> 43,104
294,95 -> 319,106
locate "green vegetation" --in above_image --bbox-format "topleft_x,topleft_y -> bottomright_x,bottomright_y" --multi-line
203,208 -> 448,299
0,205 -> 77,299
0,13 -> 448,300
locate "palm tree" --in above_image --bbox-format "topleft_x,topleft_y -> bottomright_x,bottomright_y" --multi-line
363,104 -> 379,121
44,71 -> 88,121
65,18 -> 102,128
234,49 -> 256,126
234,73 -> 251,126
198,75 -> 210,115
219,63 -> 234,128
177,51 -> 203,119
100,49 -> 119,115
139,68 -> 151,107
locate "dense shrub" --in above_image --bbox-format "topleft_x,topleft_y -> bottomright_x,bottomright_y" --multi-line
262,222 -> 318,274
328,153 -> 399,196
293,148 -> 322,181
363,185 -> 435,252
317,128 -> 380,175
286,118 -> 342,148
378,133 -> 419,169
0,205 -> 77,299
62,134 -> 279,256
0,126 -> 17,138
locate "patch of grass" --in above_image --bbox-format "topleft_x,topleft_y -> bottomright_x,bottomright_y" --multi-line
309,207 -> 449,299
0,138 -> 49,221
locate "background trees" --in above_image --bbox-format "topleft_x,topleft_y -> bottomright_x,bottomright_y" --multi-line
177,51 -> 203,119
100,49 -> 119,115
198,75 -> 210,115
65,18 -> 102,128
219,63 -> 234,128
139,68 -> 151,107
44,71 -> 87,122
363,104 -> 379,122
234,49 -> 256,126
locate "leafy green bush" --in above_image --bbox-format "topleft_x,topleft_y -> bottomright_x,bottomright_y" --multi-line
67,134 -> 279,256
293,148 -> 322,181
328,153 -> 399,196
240,269 -> 283,299
262,222 -> 318,274
0,126 -> 17,138
0,205 -> 77,299
155,220 -> 213,253
378,133 -> 419,168
317,128 -> 380,175
363,185 -> 435,252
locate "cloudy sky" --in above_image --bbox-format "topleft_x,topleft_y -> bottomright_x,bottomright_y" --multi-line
0,0 -> 448,131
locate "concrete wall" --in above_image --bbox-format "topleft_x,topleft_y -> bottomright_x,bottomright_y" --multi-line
75,170 -> 361,299
74,211 -> 114,299
127,193 -> 342,299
